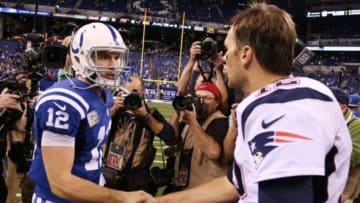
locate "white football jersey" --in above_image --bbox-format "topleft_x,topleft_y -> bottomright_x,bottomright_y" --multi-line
229,76 -> 352,203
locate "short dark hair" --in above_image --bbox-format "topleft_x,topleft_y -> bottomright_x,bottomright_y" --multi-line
230,3 -> 296,75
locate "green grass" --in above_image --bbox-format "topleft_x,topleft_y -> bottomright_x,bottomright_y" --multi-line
147,102 -> 174,195
147,102 -> 174,168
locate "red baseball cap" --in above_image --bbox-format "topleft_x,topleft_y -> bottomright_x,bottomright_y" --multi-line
195,81 -> 221,100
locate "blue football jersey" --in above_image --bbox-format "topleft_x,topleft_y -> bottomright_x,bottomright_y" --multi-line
29,78 -> 114,203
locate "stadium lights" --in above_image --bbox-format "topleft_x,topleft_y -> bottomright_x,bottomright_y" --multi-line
306,46 -> 360,52
307,9 -> 360,18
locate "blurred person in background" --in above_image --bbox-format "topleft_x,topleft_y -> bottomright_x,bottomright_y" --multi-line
0,86 -> 25,203
4,72 -> 36,203
165,80 -> 229,193
349,94 -> 360,117
177,41 -> 229,115
330,87 -> 360,203
57,36 -> 73,81
103,74 -> 175,195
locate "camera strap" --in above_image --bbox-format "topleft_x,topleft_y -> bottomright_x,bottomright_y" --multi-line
197,61 -> 214,82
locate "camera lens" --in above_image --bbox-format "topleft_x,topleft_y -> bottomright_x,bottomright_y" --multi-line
202,42 -> 212,52
124,91 -> 142,110
172,96 -> 193,111
199,37 -> 217,59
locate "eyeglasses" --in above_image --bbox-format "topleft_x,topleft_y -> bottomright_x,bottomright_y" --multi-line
195,95 -> 217,102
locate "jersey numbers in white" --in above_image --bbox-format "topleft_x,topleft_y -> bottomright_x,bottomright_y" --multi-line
46,108 -> 70,129
85,125 -> 106,171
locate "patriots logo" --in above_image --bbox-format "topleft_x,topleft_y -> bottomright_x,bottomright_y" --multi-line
248,131 -> 313,168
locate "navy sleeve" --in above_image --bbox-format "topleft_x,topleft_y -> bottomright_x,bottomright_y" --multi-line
259,176 -> 319,203
151,108 -> 176,145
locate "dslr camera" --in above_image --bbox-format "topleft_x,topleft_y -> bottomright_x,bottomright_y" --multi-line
172,95 -> 202,112
198,37 -> 217,59
0,78 -> 28,133
172,96 -> 196,111
124,90 -> 143,110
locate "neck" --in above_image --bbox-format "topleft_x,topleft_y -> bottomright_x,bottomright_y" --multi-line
77,75 -> 103,96
94,86 -> 103,96
244,68 -> 288,97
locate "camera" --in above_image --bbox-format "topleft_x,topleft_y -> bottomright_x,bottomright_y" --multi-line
150,146 -> 176,188
0,78 -> 27,134
124,90 -> 143,110
42,45 -> 67,69
172,96 -> 197,111
21,32 -> 67,72
198,37 -> 217,59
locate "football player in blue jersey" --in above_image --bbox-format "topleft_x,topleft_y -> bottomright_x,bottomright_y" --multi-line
157,2 -> 352,203
28,22 -> 156,203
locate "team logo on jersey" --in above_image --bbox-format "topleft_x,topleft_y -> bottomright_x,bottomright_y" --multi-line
87,110 -> 100,127
248,131 -> 313,168
261,114 -> 285,129
53,102 -> 67,111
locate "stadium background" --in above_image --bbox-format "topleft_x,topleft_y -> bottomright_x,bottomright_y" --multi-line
0,0 -> 360,201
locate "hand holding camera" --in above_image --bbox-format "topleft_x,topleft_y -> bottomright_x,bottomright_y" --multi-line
0,88 -> 22,110
198,37 -> 218,60
0,88 -> 25,133
113,89 -> 148,119
172,96 -> 200,123
181,104 -> 198,124
190,38 -> 218,61
190,41 -> 202,61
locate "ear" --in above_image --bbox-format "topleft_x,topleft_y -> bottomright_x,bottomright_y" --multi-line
239,45 -> 253,68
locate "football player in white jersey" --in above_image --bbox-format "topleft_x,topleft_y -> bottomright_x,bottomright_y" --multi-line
28,22 -> 156,203
157,3 -> 352,203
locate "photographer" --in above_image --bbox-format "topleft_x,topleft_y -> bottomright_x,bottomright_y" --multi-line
2,72 -> 36,203
103,75 -> 175,195
166,81 -> 229,193
178,39 -> 229,115
0,88 -> 23,203
57,36 -> 73,81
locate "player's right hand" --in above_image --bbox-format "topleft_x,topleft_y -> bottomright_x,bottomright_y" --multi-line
112,190 -> 157,203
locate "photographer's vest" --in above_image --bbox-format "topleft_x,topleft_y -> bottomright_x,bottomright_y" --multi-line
105,114 -> 156,171
174,110 -> 228,189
